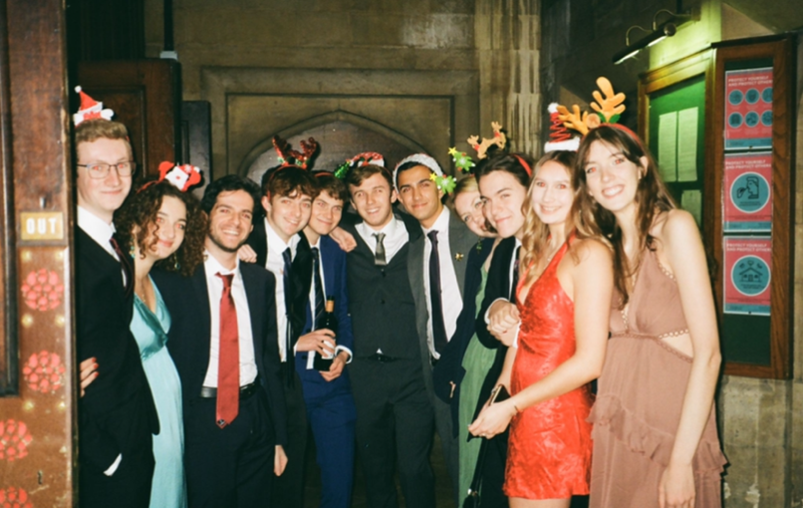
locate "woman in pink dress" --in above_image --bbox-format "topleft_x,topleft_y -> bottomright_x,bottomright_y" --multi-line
576,125 -> 726,508
469,151 -> 612,508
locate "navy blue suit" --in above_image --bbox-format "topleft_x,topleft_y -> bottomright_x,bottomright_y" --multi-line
295,235 -> 356,508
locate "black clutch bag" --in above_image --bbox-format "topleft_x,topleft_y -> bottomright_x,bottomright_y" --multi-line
463,385 -> 510,508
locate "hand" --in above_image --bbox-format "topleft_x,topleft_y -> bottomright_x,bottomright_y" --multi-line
468,399 -> 516,438
79,357 -> 98,398
274,445 -> 288,476
320,352 -> 348,382
495,327 -> 517,347
487,301 -> 520,337
237,244 -> 258,263
658,461 -> 696,508
295,330 -> 336,356
329,227 -> 357,252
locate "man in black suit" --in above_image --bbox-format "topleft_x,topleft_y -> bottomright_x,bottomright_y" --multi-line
152,175 -> 287,508
74,119 -> 159,508
341,163 -> 436,508
394,154 -> 478,505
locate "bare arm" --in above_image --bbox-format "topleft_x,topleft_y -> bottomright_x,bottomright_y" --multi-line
469,240 -> 613,437
656,210 -> 722,508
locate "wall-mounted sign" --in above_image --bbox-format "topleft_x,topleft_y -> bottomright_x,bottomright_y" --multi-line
723,236 -> 771,315
19,212 -> 64,241
724,67 -> 773,150
723,152 -> 772,232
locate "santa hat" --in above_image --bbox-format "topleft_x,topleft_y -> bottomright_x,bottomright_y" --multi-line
544,103 -> 580,153
73,86 -> 114,126
393,153 -> 456,194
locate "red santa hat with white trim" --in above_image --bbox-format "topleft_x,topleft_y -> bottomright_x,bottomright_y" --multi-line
73,86 -> 114,126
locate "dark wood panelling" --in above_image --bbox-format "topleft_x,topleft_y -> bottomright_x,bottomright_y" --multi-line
77,59 -> 183,180
66,0 -> 145,62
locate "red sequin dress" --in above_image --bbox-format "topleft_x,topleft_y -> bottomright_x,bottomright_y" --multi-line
504,239 -> 594,500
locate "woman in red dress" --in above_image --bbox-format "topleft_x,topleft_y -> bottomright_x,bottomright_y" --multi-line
469,150 -> 613,507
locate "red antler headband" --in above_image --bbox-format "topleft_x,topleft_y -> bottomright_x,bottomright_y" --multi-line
512,154 -> 532,177
272,135 -> 318,169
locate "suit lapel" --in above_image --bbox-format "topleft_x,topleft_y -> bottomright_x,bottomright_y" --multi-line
191,267 -> 213,377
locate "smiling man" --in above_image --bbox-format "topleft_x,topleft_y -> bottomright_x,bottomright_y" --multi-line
74,118 -> 160,508
152,175 -> 288,507
341,163 -> 436,508
244,165 -> 317,508
394,154 -> 478,505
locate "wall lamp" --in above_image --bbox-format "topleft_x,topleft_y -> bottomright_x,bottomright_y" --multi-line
612,9 -> 693,65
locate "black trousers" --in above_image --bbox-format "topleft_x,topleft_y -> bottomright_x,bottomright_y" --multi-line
350,357 -> 436,508
184,387 -> 275,508
79,388 -> 155,508
270,371 -> 308,508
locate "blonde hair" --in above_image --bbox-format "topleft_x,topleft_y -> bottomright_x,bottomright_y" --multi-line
519,150 -> 578,290
74,119 -> 132,158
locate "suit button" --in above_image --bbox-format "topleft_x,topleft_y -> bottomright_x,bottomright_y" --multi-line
381,269 -> 386,277
381,299 -> 386,304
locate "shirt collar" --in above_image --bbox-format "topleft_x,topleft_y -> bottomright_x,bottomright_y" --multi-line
77,206 -> 117,246
264,217 -> 300,256
422,206 -> 450,235
204,249 -> 240,277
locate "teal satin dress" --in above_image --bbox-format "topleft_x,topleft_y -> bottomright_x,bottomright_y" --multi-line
131,277 -> 187,508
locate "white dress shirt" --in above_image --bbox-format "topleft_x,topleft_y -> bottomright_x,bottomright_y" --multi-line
422,208 -> 463,359
303,238 -> 353,369
77,206 -> 126,286
263,218 -> 300,362
202,252 -> 258,387
355,215 -> 409,264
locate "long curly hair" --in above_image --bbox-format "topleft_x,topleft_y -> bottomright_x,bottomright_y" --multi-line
115,180 -> 207,276
519,150 -> 578,290
572,125 -> 676,306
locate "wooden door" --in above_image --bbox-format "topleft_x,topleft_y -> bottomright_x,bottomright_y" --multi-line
77,59 -> 183,179
0,0 -> 77,505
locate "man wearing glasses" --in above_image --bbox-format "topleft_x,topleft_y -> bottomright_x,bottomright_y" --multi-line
74,119 -> 159,508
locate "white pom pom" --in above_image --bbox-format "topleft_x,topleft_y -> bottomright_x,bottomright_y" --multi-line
75,86 -> 82,93
548,103 -> 559,114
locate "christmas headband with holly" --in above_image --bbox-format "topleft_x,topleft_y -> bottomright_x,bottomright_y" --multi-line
333,152 -> 385,180
273,135 -> 319,170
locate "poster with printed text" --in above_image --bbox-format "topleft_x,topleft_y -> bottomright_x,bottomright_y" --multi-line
723,152 -> 772,232
723,237 -> 771,315
724,67 -> 773,150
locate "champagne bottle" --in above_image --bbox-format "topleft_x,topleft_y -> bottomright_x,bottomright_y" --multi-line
314,297 -> 338,371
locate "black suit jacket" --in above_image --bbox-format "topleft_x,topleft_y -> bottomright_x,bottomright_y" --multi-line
152,262 -> 288,446
472,236 -> 517,420
75,228 -> 159,471
245,218 -> 312,345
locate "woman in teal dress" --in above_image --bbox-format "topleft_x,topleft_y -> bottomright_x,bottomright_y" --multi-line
114,177 -> 207,508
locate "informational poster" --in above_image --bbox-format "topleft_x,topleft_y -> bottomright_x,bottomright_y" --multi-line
723,152 -> 772,232
676,107 -> 698,182
724,67 -> 773,150
723,237 -> 771,315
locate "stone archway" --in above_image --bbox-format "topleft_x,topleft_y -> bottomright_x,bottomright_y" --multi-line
241,112 -> 429,183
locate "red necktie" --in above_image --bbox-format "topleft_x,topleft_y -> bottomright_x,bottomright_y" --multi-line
216,273 -> 239,428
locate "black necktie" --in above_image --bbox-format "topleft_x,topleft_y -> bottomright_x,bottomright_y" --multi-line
282,248 -> 294,383
109,236 -> 133,297
373,232 -> 387,266
311,247 -> 325,329
427,230 -> 448,355
510,245 -> 521,302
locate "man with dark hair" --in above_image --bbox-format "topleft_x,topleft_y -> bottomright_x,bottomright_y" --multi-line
74,118 -> 159,508
243,165 -> 316,508
342,163 -> 436,508
153,174 -> 288,507
292,172 -> 356,508
394,154 -> 478,505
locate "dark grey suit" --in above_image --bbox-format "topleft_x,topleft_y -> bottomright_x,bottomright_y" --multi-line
407,208 -> 478,504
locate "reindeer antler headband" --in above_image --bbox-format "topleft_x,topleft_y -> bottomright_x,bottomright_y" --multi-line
556,77 -> 626,136
272,135 -> 319,169
467,122 -> 507,160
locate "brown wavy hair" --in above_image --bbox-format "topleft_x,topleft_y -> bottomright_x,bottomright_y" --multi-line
572,125 -> 676,306
520,151 -> 578,289
115,180 -> 207,276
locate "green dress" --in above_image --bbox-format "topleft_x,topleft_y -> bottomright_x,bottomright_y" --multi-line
458,266 -> 497,498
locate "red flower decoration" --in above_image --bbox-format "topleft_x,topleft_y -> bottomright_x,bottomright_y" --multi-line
0,420 -> 32,462
22,351 -> 66,394
0,486 -> 33,508
20,269 -> 64,312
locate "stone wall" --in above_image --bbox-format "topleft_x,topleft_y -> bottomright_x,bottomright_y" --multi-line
144,0 -> 540,176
